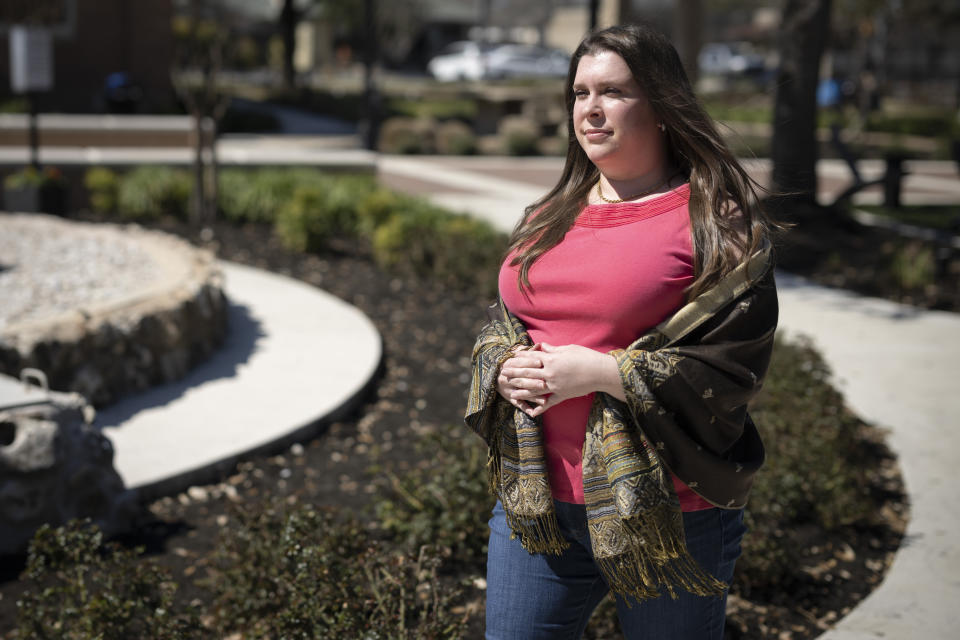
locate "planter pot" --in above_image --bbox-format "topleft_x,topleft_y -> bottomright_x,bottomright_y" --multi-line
3,184 -> 67,216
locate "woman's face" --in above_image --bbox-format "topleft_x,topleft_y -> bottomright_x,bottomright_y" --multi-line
571,50 -> 666,179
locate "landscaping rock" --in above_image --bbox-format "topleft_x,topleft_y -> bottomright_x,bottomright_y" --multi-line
0,377 -> 138,555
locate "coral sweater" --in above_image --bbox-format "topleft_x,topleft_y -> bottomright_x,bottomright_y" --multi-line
499,184 -> 713,510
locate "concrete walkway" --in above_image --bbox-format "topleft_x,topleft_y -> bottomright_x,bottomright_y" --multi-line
98,261 -> 382,502
777,274 -> 960,639
377,155 -> 960,639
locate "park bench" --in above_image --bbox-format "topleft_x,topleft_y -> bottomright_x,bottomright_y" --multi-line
829,123 -> 908,209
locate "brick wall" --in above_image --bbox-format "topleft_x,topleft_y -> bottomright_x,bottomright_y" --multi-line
0,0 -> 176,113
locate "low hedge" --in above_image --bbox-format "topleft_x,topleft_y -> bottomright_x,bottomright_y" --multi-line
204,500 -> 465,639
116,166 -> 192,220
371,201 -> 505,296
378,117 -> 437,154
865,109 -> 958,139
16,505 -> 465,639
273,175 -> 374,251
82,167 -> 507,295
219,168 -> 325,224
83,167 -> 120,214
16,520 -> 205,639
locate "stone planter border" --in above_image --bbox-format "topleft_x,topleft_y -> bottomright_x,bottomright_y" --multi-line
0,216 -> 228,407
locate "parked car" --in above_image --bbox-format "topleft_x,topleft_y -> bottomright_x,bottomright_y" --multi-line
484,44 -> 569,79
427,41 -> 495,82
698,42 -> 766,76
427,41 -> 570,82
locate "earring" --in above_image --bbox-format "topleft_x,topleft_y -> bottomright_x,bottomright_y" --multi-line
657,122 -> 666,132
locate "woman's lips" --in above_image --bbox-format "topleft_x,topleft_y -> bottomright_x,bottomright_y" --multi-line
584,129 -> 612,141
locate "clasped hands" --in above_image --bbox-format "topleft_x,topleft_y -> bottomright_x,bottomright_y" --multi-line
496,342 -> 625,417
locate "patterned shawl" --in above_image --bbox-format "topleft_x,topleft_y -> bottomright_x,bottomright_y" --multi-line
465,242 -> 778,602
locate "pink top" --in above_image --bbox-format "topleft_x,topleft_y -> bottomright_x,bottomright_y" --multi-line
499,183 -> 713,510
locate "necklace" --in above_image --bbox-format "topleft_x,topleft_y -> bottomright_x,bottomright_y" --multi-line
595,170 -> 679,203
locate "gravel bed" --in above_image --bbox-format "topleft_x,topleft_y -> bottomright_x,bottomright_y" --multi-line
0,215 -> 163,329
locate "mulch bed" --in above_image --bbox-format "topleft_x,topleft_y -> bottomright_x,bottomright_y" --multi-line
773,203 -> 960,312
0,216 -> 907,638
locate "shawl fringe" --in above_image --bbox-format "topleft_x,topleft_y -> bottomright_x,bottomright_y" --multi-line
485,414 -> 570,556
600,503 -> 728,604
503,509 -> 569,555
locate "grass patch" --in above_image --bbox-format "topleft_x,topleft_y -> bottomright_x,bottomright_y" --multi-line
858,204 -> 960,232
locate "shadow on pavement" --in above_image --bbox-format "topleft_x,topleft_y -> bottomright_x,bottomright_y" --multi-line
93,300 -> 265,430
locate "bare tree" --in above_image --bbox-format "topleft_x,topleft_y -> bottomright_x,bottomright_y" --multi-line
771,0 -> 832,203
171,0 -> 230,227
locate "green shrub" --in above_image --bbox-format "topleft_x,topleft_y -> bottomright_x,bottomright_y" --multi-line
498,115 -> 540,156
432,214 -> 507,295
84,167 -> 120,213
737,336 -> 875,591
372,201 -> 444,272
0,97 -> 29,113
435,120 -> 477,155
371,202 -> 507,294
274,175 -> 374,252
206,500 -> 465,639
866,110 -> 957,138
274,185 -> 337,252
16,519 -> 204,639
219,168 -> 321,224
368,424 -> 493,567
888,241 -> 936,291
117,166 -> 191,220
379,117 -> 436,154
356,187 -> 410,236
389,97 -> 478,122
4,166 -> 66,190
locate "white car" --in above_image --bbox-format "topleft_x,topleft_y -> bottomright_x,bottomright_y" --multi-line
427,41 -> 570,82
427,41 -> 495,82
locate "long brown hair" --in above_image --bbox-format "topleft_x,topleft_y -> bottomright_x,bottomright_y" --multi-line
508,23 -> 775,300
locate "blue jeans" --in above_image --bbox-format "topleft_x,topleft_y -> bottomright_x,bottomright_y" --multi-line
485,499 -> 746,640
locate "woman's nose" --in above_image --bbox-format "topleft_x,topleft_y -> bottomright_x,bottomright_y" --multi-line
582,94 -> 602,119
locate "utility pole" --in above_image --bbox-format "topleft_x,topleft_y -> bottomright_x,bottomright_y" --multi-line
362,0 -> 381,151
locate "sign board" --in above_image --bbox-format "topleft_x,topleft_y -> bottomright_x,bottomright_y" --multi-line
9,26 -> 54,93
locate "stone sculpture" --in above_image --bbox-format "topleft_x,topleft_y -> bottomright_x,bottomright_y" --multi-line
0,371 -> 138,555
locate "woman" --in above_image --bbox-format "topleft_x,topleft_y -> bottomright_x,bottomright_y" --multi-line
465,23 -> 779,639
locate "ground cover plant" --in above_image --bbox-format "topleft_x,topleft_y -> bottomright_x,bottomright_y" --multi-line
858,204 -> 960,233
775,201 -> 960,311
0,171 -> 906,638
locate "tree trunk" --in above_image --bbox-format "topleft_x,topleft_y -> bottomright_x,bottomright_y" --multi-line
203,116 -> 218,227
674,0 -> 702,86
280,0 -> 297,89
191,111 -> 205,226
771,0 -> 832,203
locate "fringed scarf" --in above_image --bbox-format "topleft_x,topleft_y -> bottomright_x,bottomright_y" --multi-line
465,242 -> 778,602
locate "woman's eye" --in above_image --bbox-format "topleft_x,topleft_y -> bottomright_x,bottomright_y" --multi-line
573,89 -> 588,98
604,87 -> 620,95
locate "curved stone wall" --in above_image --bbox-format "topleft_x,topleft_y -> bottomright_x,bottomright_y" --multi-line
0,214 -> 228,407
